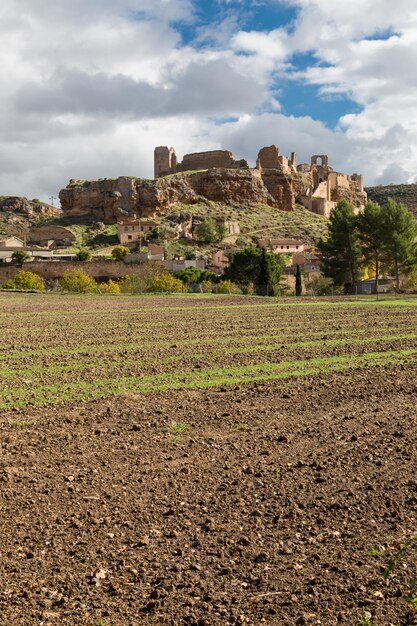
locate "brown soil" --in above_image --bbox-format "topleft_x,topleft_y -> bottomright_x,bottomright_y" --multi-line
1,367 -> 416,625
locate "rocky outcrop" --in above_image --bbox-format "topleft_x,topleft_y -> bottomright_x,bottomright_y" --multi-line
0,196 -> 59,219
59,170 -> 279,223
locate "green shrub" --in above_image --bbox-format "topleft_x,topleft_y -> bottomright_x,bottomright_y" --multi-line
120,274 -> 147,294
11,250 -> 31,264
195,219 -> 226,244
200,280 -> 214,293
111,246 -> 130,261
75,248 -> 92,261
216,280 -> 241,294
1,270 -> 45,291
306,275 -> 334,295
58,269 -> 97,293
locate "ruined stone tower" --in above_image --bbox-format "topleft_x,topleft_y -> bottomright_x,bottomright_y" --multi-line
154,146 -> 177,178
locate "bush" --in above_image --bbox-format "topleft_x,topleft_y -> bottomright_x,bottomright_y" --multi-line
120,274 -> 147,294
58,269 -> 97,293
148,273 -> 185,293
245,282 -> 255,296
195,219 -> 226,244
216,280 -> 241,294
1,270 -> 45,291
98,280 -> 121,294
200,280 -> 214,293
306,275 -> 334,296
111,246 -> 130,261
76,248 -> 92,261
11,250 -> 31,264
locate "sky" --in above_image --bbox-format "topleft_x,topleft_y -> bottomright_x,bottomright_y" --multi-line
1,0 -> 417,202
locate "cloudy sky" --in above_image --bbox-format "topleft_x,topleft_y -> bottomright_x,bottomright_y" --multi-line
1,0 -> 416,202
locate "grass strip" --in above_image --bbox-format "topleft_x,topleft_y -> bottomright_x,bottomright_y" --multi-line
1,347 -> 416,409
1,332 -> 417,381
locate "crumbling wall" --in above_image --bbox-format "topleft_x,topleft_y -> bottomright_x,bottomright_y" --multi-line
155,147 -> 248,178
257,145 -> 281,170
178,150 -> 248,172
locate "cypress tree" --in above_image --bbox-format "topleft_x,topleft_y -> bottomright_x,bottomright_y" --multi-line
295,264 -> 302,296
258,248 -> 270,295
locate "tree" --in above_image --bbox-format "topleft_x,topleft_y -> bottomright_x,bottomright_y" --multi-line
318,199 -> 362,293
257,248 -> 282,296
111,245 -> 130,262
225,247 -> 285,295
195,219 -> 225,244
1,270 -> 45,291
58,269 -> 97,293
357,200 -> 385,293
11,250 -> 31,264
176,266 -> 204,284
176,267 -> 217,285
76,248 -> 92,261
295,264 -> 302,296
380,198 -> 417,291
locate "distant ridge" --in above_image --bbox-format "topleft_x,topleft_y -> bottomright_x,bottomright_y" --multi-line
366,183 -> 417,217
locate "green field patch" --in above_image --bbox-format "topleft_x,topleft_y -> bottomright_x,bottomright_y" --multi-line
1,329 -> 414,378
1,347 -> 416,409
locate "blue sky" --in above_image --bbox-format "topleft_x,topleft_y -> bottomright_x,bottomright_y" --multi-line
0,0 -> 416,198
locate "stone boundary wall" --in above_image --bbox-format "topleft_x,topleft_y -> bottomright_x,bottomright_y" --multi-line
0,261 -> 163,283
0,260 -> 207,284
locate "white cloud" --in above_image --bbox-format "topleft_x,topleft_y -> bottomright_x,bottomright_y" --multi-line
1,0 -> 417,200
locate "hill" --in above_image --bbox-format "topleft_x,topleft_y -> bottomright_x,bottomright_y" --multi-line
0,196 -> 60,238
366,183 -> 417,217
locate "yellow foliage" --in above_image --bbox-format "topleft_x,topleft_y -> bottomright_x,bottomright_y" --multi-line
98,280 -> 121,294
148,273 -> 185,293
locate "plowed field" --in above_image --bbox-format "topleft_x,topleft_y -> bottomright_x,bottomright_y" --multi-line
0,293 -> 416,625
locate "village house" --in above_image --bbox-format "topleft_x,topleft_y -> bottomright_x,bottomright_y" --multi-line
0,236 -> 25,248
209,249 -> 235,274
258,239 -> 305,254
292,250 -> 322,274
0,236 -> 55,263
117,219 -> 158,246
125,243 -> 165,263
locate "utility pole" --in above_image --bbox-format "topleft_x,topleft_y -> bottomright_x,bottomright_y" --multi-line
49,196 -> 56,208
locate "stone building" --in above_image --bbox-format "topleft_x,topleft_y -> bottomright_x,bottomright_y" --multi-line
117,219 -> 158,246
297,155 -> 366,217
258,239 -> 305,254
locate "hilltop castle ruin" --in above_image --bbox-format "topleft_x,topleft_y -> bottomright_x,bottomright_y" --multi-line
154,145 -> 366,216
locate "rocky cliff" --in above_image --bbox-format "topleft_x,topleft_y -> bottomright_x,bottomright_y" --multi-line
0,196 -> 60,236
59,169 -> 312,223
0,196 -> 59,219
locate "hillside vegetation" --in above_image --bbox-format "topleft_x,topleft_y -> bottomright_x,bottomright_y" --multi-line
167,201 -> 329,246
366,183 -> 417,217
